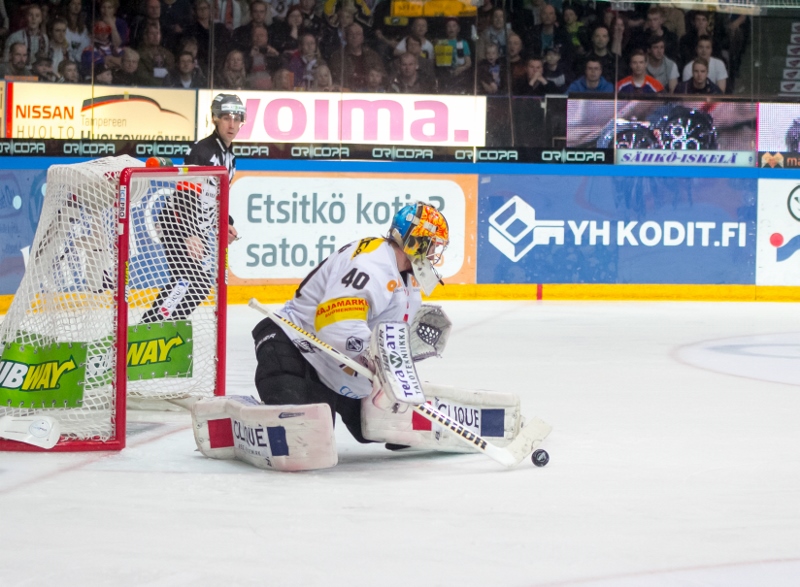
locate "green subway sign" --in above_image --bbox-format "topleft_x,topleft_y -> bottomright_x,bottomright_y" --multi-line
127,320 -> 193,380
0,342 -> 88,409
0,321 -> 194,409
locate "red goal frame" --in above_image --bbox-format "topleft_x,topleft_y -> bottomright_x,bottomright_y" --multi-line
0,165 -> 229,452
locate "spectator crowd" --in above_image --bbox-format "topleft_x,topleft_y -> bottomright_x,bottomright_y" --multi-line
0,0 -> 750,96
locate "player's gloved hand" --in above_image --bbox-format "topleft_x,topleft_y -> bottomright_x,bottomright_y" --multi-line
356,352 -> 376,373
369,374 -> 411,414
228,224 -> 239,245
410,304 -> 452,361
365,322 -> 426,414
360,349 -> 411,414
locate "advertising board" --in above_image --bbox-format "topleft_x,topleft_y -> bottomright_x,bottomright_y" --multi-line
227,172 -> 477,285
479,174 -> 756,285
0,168 -> 47,295
196,90 -> 487,147
6,83 -> 197,140
756,179 -> 800,285
0,138 -> 614,163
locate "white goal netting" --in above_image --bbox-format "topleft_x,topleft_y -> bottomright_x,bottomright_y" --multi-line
0,156 -> 226,446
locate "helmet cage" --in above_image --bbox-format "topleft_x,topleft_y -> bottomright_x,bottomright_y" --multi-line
402,234 -> 446,265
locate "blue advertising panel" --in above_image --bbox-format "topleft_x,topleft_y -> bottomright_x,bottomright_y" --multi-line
0,165 -> 175,295
0,169 -> 47,295
478,174 -> 757,285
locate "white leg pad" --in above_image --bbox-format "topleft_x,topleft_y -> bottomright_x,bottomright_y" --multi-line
361,383 -> 522,453
191,396 -> 338,471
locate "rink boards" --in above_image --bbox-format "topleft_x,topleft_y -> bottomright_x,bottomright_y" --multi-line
2,158 -> 800,306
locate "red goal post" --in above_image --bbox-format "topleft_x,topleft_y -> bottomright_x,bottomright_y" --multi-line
0,157 -> 229,451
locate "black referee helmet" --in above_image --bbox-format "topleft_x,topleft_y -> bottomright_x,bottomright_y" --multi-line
211,93 -> 246,122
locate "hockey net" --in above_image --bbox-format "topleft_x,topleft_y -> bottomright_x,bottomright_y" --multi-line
0,156 -> 229,451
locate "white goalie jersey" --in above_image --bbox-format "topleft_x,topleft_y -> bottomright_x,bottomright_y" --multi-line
276,237 -> 422,399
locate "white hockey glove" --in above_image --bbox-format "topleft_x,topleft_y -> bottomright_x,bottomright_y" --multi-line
365,322 -> 426,414
410,304 -> 452,361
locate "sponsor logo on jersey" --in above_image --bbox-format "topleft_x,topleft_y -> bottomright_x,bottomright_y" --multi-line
387,276 -> 417,292
338,386 -> 360,398
346,337 -> 364,352
350,237 -> 383,258
315,297 -> 369,330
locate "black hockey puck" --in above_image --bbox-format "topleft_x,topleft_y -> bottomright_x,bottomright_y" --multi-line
531,449 -> 549,467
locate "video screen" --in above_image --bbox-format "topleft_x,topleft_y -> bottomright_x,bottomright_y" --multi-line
758,103 -> 800,152
567,99 -> 757,151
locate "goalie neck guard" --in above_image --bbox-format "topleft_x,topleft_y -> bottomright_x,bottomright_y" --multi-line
389,202 -> 449,296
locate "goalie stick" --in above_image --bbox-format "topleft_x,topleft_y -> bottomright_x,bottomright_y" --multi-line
248,299 -> 551,468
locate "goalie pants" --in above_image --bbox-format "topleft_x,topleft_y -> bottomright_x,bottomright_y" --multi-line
141,239 -> 212,323
252,317 -> 372,444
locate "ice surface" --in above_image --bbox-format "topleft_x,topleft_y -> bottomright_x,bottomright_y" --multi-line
2,301 -> 800,587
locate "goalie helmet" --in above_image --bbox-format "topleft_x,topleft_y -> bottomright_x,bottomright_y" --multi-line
389,202 -> 449,296
211,93 -> 246,121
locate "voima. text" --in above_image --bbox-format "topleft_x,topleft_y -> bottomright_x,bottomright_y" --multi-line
235,95 -> 481,145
